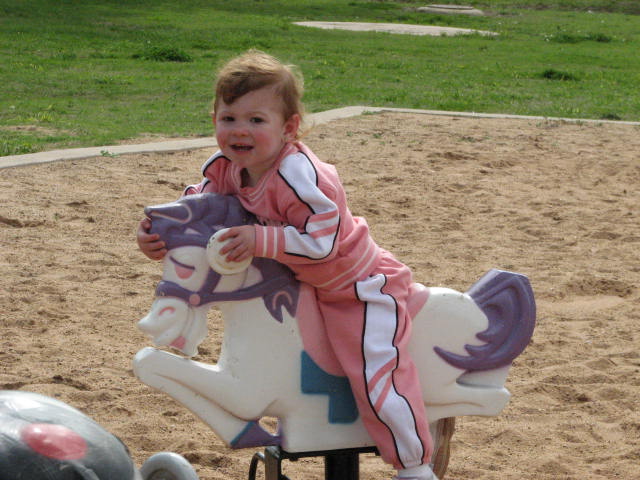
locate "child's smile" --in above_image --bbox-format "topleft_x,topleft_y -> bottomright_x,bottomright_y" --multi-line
231,144 -> 253,151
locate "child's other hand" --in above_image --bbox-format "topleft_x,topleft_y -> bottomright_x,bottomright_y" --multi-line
137,218 -> 166,260
218,226 -> 255,262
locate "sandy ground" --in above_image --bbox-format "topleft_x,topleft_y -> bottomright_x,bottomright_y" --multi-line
1,112 -> 639,479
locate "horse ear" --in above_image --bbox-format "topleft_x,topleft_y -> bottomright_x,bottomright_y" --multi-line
143,205 -> 156,219
144,201 -> 191,223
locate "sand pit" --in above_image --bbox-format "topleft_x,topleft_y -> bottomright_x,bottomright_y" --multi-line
1,112 -> 639,479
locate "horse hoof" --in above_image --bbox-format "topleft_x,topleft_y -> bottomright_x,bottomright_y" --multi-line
230,421 -> 281,449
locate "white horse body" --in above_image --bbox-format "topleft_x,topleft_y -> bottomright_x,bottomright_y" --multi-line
133,194 -> 535,454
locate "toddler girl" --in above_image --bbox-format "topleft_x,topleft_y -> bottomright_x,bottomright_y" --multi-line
137,50 -> 437,480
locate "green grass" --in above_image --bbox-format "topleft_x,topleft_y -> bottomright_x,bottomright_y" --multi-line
1,0 -> 639,155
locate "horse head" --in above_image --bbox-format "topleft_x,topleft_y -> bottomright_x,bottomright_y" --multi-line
138,193 -> 300,357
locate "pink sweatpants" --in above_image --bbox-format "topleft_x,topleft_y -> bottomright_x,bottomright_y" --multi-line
316,253 -> 433,470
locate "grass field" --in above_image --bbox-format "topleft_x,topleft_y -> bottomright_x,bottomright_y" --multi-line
1,0 -> 639,155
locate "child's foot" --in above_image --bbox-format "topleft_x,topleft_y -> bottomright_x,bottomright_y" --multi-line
393,463 -> 439,480
430,417 -> 455,478
393,477 -> 439,480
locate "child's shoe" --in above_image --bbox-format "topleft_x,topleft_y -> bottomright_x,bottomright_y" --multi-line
393,477 -> 439,480
393,463 -> 439,480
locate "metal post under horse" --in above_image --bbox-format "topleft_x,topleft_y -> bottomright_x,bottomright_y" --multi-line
248,413 -> 455,480
248,445 -> 379,480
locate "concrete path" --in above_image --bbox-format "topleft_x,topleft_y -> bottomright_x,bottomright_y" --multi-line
417,5 -> 485,16
293,21 -> 496,37
2,107 -> 639,170
0,137 -> 219,169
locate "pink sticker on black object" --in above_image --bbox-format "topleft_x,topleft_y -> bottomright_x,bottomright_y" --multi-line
21,423 -> 88,460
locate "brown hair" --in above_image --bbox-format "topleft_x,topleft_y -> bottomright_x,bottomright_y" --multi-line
213,50 -> 305,136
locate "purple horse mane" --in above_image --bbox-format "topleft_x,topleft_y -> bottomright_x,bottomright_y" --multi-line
144,192 -> 251,249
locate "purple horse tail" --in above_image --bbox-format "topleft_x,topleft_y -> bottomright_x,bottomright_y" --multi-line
435,269 -> 536,372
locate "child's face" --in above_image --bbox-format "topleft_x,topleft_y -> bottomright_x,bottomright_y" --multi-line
213,86 -> 299,185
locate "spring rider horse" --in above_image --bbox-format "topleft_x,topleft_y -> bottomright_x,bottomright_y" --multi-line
133,193 -> 536,479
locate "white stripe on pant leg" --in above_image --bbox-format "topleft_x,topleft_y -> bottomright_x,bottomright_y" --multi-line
357,274 -> 425,468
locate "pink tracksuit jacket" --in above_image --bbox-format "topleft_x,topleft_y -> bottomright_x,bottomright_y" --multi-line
185,141 -> 433,469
